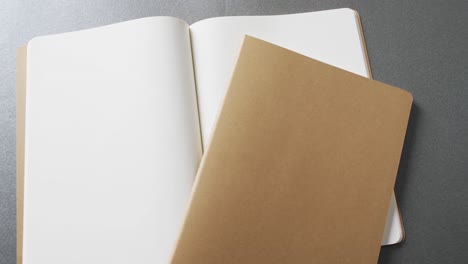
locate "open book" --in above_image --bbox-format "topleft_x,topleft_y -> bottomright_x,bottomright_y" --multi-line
18,8 -> 403,264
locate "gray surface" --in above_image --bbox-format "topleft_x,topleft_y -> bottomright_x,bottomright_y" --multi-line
1,0 -> 467,263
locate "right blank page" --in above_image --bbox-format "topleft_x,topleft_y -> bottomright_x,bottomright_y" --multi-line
189,8 -> 404,245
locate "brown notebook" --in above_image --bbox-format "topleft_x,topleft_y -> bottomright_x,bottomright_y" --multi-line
170,36 -> 412,264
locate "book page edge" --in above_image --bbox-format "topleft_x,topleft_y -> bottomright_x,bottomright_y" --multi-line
353,9 -> 405,245
16,45 -> 27,264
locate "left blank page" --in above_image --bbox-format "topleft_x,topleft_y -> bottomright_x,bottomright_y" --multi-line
23,17 -> 202,264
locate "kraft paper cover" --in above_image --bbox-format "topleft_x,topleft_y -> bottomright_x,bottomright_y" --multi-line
16,46 -> 27,264
171,36 -> 412,264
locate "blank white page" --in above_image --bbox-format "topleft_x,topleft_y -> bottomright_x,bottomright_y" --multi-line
23,17 -> 202,264
189,8 -> 403,245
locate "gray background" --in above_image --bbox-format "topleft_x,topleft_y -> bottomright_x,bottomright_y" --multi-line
1,0 -> 467,263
